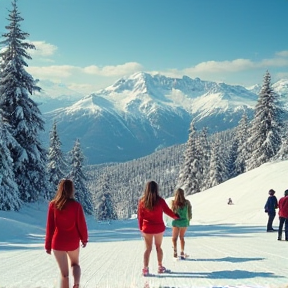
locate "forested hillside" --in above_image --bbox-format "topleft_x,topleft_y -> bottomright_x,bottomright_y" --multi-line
84,128 -> 237,219
85,144 -> 185,219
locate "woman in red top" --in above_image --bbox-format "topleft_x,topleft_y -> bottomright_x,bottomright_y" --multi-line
138,180 -> 179,276
277,189 -> 288,241
45,179 -> 88,288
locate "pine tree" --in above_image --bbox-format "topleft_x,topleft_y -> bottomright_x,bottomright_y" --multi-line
94,173 -> 118,221
275,123 -> 288,160
235,112 -> 250,174
0,0 -> 48,202
177,121 -> 202,195
206,137 -> 228,188
68,139 -> 93,215
247,71 -> 282,170
226,136 -> 238,178
96,191 -> 116,221
47,120 -> 67,199
198,127 -> 210,191
0,115 -> 22,211
95,174 -> 117,221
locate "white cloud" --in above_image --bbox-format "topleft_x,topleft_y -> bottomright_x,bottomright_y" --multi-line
276,50 -> 288,57
156,54 -> 288,85
28,62 -> 143,80
28,62 -> 143,79
185,59 -> 255,74
29,41 -> 58,57
27,65 -> 77,80
83,62 -> 143,76
27,62 -> 144,94
260,57 -> 288,67
181,56 -> 288,75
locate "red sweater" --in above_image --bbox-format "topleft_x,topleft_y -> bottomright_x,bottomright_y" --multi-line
278,196 -> 288,218
45,199 -> 88,251
138,197 -> 179,234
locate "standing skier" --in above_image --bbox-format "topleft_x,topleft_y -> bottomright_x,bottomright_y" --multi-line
264,189 -> 278,232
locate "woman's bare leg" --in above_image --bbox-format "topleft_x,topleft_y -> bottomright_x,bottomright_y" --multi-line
172,227 -> 179,255
154,232 -> 164,266
142,233 -> 153,268
67,248 -> 80,287
53,250 -> 69,288
179,227 -> 188,253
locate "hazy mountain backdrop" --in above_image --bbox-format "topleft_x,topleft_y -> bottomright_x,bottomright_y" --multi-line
32,73 -> 288,164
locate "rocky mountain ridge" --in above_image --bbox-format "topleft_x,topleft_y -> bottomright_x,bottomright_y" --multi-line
36,73 -> 288,164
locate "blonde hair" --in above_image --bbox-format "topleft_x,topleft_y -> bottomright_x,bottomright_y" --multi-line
171,188 -> 186,212
51,179 -> 75,210
140,181 -> 160,210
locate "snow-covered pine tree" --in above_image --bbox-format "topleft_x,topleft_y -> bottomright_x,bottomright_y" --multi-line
0,114 -> 22,211
275,123 -> 288,160
235,111 -> 250,174
0,0 -> 48,202
198,127 -> 210,191
95,174 -> 117,221
68,139 -> 93,215
177,121 -> 202,195
47,120 -> 68,199
96,192 -> 117,221
206,137 -> 228,188
247,71 -> 282,170
226,135 -> 238,179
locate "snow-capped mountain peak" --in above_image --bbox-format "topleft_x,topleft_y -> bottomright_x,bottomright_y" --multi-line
41,72 -> 288,164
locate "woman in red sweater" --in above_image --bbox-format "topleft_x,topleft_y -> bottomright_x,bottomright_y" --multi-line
138,180 -> 179,276
45,179 -> 88,288
278,189 -> 288,241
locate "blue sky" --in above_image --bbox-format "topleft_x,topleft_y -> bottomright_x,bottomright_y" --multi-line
0,0 -> 288,94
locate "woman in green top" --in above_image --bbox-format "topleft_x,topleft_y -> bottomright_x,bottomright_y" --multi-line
171,188 -> 192,259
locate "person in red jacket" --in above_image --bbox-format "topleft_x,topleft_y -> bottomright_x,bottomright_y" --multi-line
45,179 -> 88,288
138,180 -> 179,276
277,189 -> 288,241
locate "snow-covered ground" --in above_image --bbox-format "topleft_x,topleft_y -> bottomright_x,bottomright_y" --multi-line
1,160 -> 288,288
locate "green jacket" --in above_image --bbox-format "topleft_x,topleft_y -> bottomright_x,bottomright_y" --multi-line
171,200 -> 192,227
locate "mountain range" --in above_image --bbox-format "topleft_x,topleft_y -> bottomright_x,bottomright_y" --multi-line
32,73 -> 288,165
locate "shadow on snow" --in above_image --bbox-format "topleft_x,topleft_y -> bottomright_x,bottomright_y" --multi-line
149,269 -> 283,280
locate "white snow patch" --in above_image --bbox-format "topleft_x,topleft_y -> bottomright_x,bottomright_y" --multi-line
1,160 -> 288,287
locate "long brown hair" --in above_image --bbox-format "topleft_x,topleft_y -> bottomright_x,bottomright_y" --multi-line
51,179 -> 75,210
171,188 -> 186,212
140,180 -> 160,210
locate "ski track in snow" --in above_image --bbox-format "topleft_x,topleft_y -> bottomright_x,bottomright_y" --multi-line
1,221 -> 288,288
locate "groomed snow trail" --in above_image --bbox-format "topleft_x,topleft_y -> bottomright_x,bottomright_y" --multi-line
1,219 -> 288,288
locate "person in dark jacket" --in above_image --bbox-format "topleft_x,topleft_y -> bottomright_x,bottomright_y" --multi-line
264,189 -> 278,232
277,189 -> 288,240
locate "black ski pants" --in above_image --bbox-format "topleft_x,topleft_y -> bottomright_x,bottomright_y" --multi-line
278,217 -> 288,240
267,211 -> 276,231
